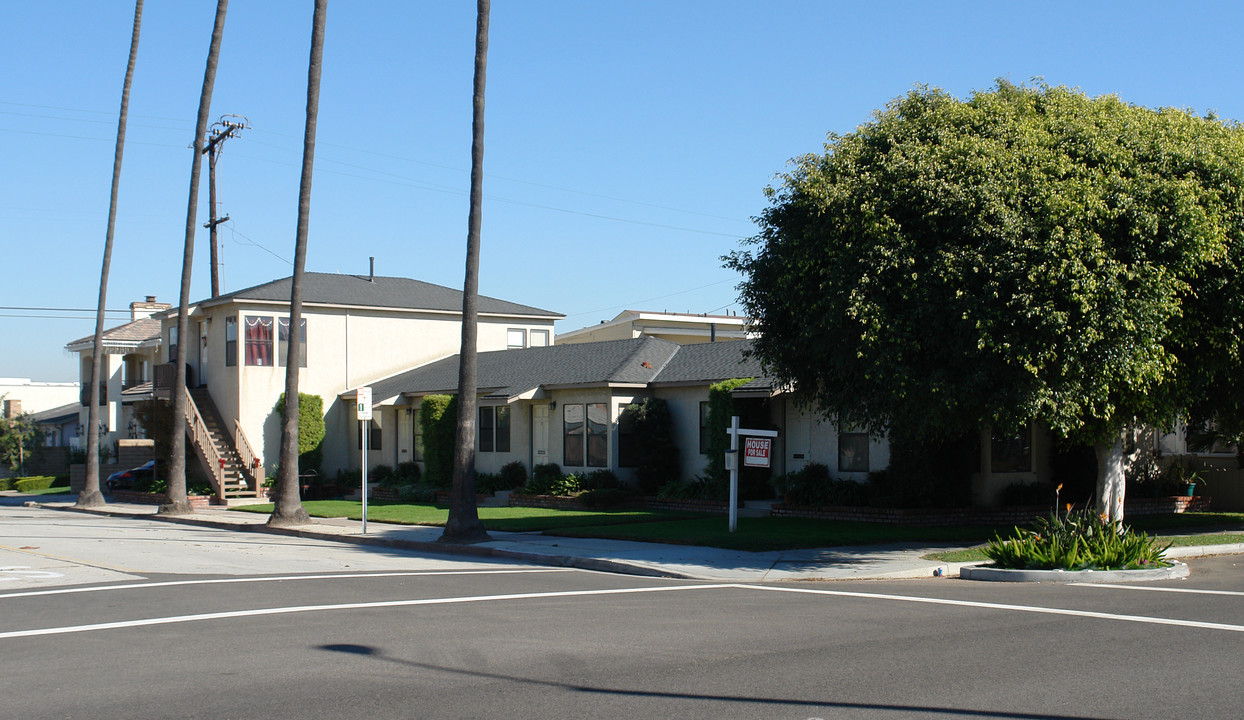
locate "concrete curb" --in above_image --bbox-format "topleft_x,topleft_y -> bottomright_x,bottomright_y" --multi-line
28,501 -> 692,580
961,561 -> 1190,583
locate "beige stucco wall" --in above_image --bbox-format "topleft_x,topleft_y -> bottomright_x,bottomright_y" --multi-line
652,385 -> 710,481
164,301 -> 555,477
1,379 -> 80,415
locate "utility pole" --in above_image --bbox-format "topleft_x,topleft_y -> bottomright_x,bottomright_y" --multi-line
203,114 -> 249,297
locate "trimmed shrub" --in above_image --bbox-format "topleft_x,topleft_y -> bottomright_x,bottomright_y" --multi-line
420,395 -> 457,488
581,468 -> 620,491
14,475 -> 57,493
704,378 -> 754,484
656,477 -> 721,501
398,483 -> 437,503
395,461 -> 422,484
619,398 -> 681,494
579,487 -> 636,508
499,461 -> 527,490
771,463 -> 869,507
474,471 -> 503,494
371,464 -> 398,488
275,392 -> 326,474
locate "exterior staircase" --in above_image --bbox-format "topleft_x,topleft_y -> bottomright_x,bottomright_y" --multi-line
186,387 -> 263,502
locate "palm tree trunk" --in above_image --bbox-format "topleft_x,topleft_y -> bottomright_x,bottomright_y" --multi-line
79,0 -> 144,509
269,0 -> 327,528
163,0 -> 228,516
441,0 -> 491,544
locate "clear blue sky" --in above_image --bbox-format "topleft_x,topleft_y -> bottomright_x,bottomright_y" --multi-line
4,1 -> 1243,381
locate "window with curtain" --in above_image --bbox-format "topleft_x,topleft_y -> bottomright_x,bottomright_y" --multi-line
586,403 -> 607,467
278,317 -> 307,367
169,325 -> 178,364
507,328 -> 526,349
530,329 -> 549,347
225,316 -> 237,366
244,316 -> 274,366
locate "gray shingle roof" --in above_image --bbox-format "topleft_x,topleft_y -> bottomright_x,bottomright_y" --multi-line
649,340 -> 764,385
199,273 -> 561,318
66,317 -> 162,351
367,338 -> 768,404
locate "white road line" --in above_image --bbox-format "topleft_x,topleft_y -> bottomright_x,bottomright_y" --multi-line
0,568 -> 576,601
1070,583 -> 1244,597
0,583 -> 735,640
736,584 -> 1244,633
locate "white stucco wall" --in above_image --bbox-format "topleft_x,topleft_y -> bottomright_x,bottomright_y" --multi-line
168,301 -> 556,477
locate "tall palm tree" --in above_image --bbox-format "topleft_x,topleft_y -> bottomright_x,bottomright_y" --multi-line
269,0 -> 327,528
163,0 -> 229,516
79,0 -> 144,509
441,0 -> 491,544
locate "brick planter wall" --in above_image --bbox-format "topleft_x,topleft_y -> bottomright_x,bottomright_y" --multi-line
109,489 -> 212,509
507,493 -> 735,513
433,490 -> 493,505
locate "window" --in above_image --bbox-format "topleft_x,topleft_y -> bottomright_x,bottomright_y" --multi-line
478,406 -> 512,453
563,403 -> 607,467
563,404 -> 584,466
278,318 -> 307,367
244,316 -> 274,366
225,316 -> 237,367
837,432 -> 870,473
991,427 -> 1032,473
699,401 -> 711,454
357,418 -> 381,450
530,329 -> 549,347
169,325 -> 178,364
507,328 -> 526,349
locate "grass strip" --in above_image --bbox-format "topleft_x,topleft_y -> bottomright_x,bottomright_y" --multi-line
231,500 -> 702,532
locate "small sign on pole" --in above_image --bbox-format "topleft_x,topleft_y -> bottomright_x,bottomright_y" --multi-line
743,437 -> 772,468
725,416 -> 779,533
356,386 -> 372,534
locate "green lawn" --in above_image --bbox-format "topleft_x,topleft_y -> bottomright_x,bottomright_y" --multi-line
231,500 -> 702,532
233,500 -> 1244,554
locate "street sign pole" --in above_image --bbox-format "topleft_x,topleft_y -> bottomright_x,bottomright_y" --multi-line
356,386 -> 372,534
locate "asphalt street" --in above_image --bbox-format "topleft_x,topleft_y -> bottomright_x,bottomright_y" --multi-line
2,505 -> 1242,719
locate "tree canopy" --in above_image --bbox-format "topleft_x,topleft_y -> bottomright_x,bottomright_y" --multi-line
726,82 -> 1244,517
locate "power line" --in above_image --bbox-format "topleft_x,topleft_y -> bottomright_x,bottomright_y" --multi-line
0,306 -> 131,314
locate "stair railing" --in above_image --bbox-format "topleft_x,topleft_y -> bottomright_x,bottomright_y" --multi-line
182,387 -> 225,501
234,421 -> 263,493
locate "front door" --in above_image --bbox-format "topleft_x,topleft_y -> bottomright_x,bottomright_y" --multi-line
532,404 -> 549,465
197,321 -> 209,388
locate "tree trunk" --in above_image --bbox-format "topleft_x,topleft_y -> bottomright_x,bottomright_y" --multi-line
1094,436 -> 1127,523
79,0 -> 143,509
441,0 -> 491,545
269,0 -> 326,528
163,0 -> 228,516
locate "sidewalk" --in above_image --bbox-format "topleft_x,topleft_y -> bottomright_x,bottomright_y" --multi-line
18,493 -> 1244,582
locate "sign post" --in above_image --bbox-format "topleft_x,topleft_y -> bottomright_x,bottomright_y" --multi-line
356,386 -> 372,534
726,416 -> 778,532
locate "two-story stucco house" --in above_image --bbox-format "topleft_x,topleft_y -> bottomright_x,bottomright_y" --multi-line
65,296 -> 169,454
152,271 -> 561,496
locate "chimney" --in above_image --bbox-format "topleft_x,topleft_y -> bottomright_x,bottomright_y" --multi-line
3,399 -> 20,418
130,295 -> 172,321
710,323 -> 717,342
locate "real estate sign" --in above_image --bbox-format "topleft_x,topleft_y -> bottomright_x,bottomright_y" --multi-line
743,436 -> 771,468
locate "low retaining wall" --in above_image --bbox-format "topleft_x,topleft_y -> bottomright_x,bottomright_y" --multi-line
109,489 -> 213,509
772,495 -> 1212,526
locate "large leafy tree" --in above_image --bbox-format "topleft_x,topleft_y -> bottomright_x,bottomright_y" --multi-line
441,0 -> 491,544
80,0 -> 144,509
270,0 -> 326,528
727,82 -> 1244,522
